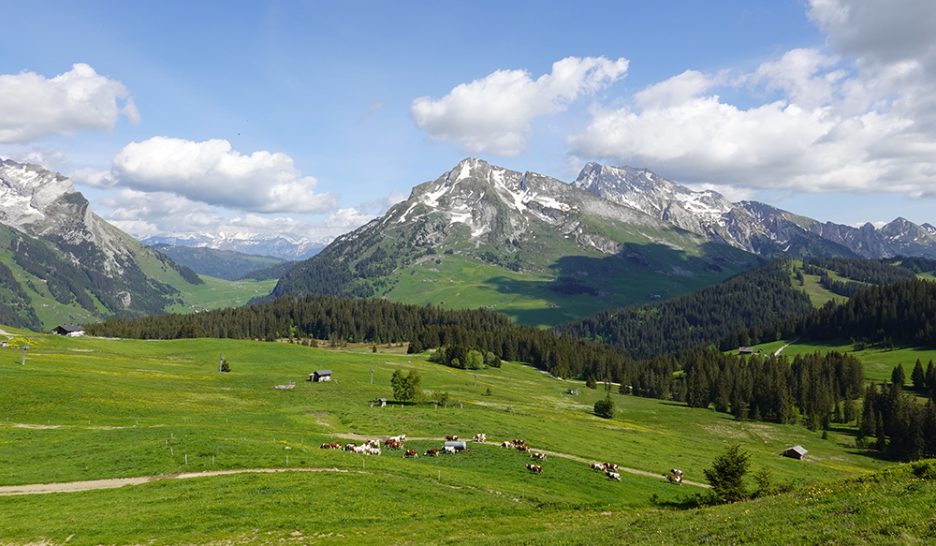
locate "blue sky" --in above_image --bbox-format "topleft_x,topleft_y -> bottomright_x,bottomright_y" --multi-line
2,0 -> 935,243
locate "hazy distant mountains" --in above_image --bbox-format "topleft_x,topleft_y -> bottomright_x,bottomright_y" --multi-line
149,244 -> 291,281
142,234 -> 325,261
0,159 -> 202,329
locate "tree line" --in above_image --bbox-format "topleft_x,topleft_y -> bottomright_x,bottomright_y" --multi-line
85,294 -> 639,382
556,260 -> 813,358
859,375 -> 936,461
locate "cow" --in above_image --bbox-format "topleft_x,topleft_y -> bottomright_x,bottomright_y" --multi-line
445,435 -> 459,441
320,442 -> 341,449
403,449 -> 418,458
501,441 -> 512,448
604,463 -> 619,472
606,471 -> 621,481
591,463 -> 604,472
365,439 -> 381,448
425,448 -> 440,457
526,464 -> 543,474
364,446 -> 381,456
344,443 -> 357,452
512,439 -> 525,447
384,438 -> 403,449
667,468 -> 684,484
389,434 -> 407,442
473,433 -> 486,442
443,445 -> 456,455
516,445 -> 529,452
531,452 -> 547,460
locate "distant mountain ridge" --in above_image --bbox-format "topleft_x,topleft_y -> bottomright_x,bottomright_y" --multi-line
142,234 -> 325,261
573,162 -> 936,259
150,244 -> 289,281
0,159 -> 203,329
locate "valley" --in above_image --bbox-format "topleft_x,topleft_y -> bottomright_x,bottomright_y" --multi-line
0,327 -> 900,544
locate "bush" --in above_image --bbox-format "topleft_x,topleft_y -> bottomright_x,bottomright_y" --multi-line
391,370 -> 421,402
594,396 -> 614,418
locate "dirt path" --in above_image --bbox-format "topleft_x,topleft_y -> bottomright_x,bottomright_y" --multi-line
773,338 -> 800,356
0,468 -> 361,497
333,433 -> 709,488
0,328 -> 13,339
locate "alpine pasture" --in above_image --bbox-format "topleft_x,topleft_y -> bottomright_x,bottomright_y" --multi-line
0,327 -> 893,544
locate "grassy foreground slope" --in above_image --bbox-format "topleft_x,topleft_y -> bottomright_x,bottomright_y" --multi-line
0,328 -> 893,544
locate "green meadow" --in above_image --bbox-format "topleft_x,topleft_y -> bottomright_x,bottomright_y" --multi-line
0,326 -> 898,544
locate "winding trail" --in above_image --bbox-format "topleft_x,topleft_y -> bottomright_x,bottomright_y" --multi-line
0,468 -> 362,497
334,433 -> 709,488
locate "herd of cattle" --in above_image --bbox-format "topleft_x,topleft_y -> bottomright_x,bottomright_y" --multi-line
320,432 -> 671,483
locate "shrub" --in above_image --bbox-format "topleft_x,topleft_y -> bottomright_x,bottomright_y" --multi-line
594,396 -> 614,418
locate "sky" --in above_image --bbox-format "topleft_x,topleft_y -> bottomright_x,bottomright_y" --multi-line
2,0 -> 936,244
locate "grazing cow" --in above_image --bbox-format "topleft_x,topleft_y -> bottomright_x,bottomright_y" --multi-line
531,452 -> 547,460
384,438 -> 403,449
389,434 -> 407,442
364,446 -> 381,456
606,471 -> 621,481
344,443 -> 357,452
667,468 -> 684,484
473,433 -> 486,442
353,444 -> 368,454
320,442 -> 341,449
443,445 -> 456,455
516,445 -> 529,452
591,463 -> 604,472
403,449 -> 418,458
501,441 -> 512,448
604,463 -> 619,472
526,464 -> 543,474
445,435 -> 459,441
512,439 -> 525,447
425,448 -> 440,457
365,439 -> 380,448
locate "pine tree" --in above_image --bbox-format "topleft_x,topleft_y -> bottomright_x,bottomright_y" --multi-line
891,364 -> 906,388
704,445 -> 751,503
912,359 -> 926,389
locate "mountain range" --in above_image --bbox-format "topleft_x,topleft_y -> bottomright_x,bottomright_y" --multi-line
142,234 -> 325,261
272,158 -> 936,325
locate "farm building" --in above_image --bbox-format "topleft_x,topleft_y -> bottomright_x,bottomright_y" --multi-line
782,445 -> 808,460
309,370 -> 333,382
738,346 -> 755,355
53,324 -> 85,337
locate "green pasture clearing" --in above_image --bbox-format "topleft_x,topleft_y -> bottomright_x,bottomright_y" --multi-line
389,253 -> 745,327
0,330 -> 894,543
747,339 -> 936,385
167,275 -> 277,313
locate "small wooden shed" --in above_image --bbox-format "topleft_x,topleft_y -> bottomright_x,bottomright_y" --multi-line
309,370 -> 333,382
53,324 -> 85,337
782,445 -> 808,460
738,346 -> 755,355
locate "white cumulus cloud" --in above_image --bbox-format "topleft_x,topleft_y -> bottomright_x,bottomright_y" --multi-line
570,0 -> 936,198
0,63 -> 139,144
412,56 -> 629,156
111,137 -> 337,213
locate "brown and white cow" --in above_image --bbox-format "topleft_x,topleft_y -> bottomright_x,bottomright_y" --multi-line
425,448 -> 440,457
403,449 -> 418,458
591,462 -> 604,471
384,438 -> 403,449
531,452 -> 547,460
473,433 -> 486,442
526,464 -> 543,474
604,463 -> 619,472
516,445 -> 529,452
445,435 -> 459,441
443,445 -> 456,455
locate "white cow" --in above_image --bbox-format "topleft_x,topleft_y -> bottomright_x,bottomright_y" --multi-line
606,471 -> 621,481
501,441 -> 512,448
443,445 -> 456,454
474,433 -> 486,442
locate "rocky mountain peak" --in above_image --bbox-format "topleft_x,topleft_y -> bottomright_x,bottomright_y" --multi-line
0,158 -> 78,232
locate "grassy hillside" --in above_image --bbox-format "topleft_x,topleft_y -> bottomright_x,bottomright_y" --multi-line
0,328 -> 894,544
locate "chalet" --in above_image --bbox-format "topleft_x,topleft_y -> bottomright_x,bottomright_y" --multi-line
738,346 -> 755,355
782,445 -> 808,460
309,370 -> 333,382
444,440 -> 467,452
53,324 -> 85,337
1,340 -> 7,348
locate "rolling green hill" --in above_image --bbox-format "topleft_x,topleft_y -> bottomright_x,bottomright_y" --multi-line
0,327 -> 896,544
